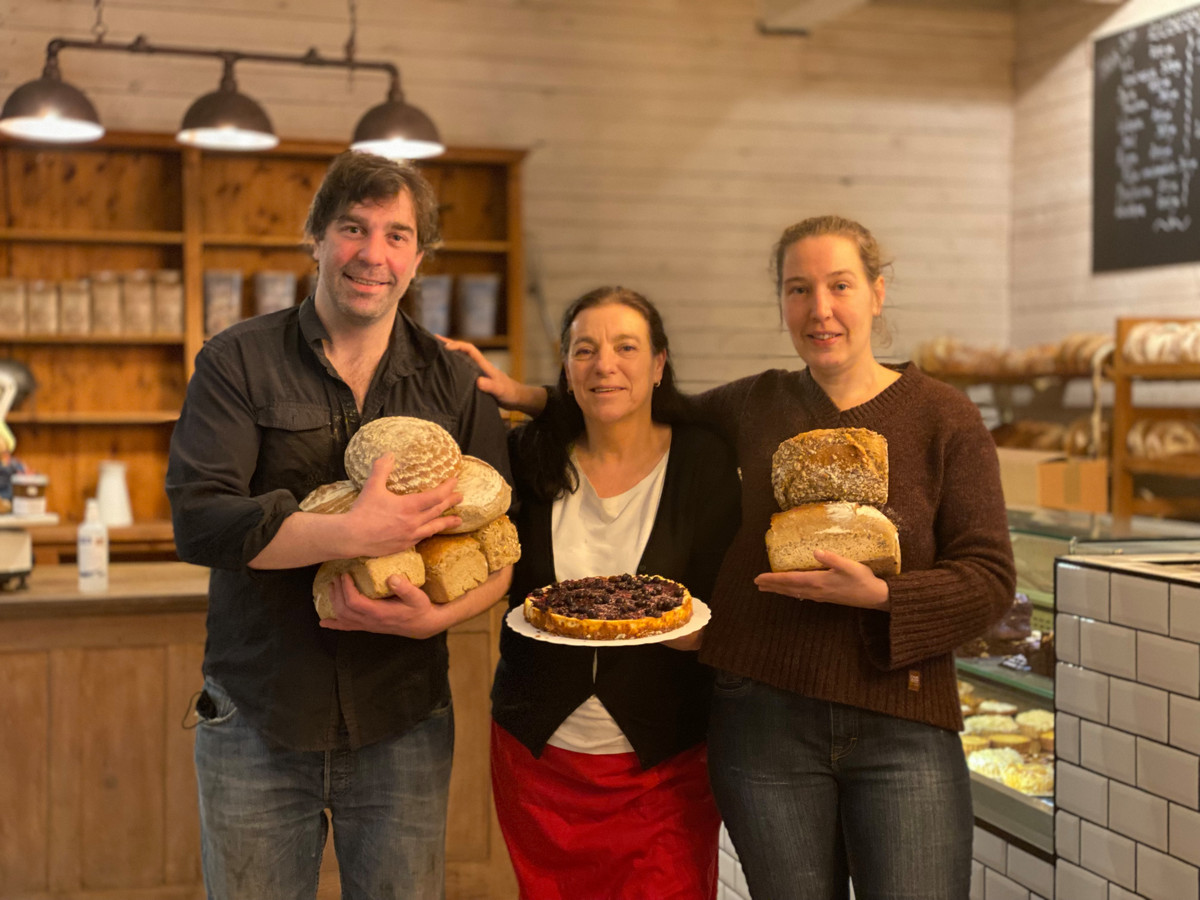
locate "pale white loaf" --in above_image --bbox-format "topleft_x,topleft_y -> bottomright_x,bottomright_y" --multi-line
312,548 -> 426,619
772,427 -> 889,509
344,416 -> 463,495
300,480 -> 360,514
442,456 -> 512,533
765,501 -> 901,576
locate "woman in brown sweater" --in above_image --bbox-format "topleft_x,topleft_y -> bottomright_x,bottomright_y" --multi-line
446,215 -> 1015,899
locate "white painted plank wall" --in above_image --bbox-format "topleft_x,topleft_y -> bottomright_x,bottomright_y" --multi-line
1011,0 -> 1200,351
1,0 -> 1015,389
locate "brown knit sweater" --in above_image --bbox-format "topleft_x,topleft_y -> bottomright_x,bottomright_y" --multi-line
693,363 -> 1015,733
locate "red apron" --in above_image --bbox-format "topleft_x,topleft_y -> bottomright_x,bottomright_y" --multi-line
490,719 -> 720,900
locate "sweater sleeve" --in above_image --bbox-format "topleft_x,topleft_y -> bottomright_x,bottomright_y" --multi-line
860,407 -> 1016,671
687,375 -> 760,447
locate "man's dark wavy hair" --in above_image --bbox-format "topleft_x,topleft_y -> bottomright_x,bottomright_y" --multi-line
304,150 -> 441,252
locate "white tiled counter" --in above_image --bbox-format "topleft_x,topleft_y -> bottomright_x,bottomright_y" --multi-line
1054,553 -> 1200,900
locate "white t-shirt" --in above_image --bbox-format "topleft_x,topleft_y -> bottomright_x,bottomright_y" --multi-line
544,447 -> 669,754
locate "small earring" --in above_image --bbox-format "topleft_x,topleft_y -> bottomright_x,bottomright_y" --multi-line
654,380 -> 662,388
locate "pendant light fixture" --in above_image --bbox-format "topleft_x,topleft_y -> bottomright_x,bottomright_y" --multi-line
0,0 -> 443,159
176,57 -> 278,151
0,44 -> 104,143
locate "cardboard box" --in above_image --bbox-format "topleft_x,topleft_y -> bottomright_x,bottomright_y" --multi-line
996,448 -> 1109,513
1039,457 -> 1109,514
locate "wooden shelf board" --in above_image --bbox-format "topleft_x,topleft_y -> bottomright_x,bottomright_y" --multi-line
199,235 -> 509,253
0,227 -> 184,245
202,234 -> 308,249
1123,456 -> 1200,478
0,333 -> 185,346
8,411 -> 180,425
440,240 -> 511,253
1112,362 -> 1200,380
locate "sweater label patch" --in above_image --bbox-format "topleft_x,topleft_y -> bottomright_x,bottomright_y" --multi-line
907,670 -> 920,692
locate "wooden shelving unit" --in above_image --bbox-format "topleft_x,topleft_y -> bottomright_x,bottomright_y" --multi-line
1,132 -> 526,528
1110,317 -> 1200,520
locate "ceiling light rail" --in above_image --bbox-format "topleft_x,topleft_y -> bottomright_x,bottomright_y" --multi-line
0,33 -> 444,159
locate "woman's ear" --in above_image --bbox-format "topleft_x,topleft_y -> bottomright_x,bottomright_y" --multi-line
872,276 -> 886,316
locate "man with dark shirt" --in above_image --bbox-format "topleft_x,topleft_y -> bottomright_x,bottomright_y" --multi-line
166,150 -> 512,900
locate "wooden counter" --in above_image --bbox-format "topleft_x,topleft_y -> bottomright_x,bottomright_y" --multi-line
0,563 -> 516,899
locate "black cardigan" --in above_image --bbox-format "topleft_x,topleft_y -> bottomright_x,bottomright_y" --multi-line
491,422 -> 742,769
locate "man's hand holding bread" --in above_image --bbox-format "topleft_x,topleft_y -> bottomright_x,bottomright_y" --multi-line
302,415 -> 520,634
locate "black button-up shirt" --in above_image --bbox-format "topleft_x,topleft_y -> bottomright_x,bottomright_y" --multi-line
166,297 -> 510,750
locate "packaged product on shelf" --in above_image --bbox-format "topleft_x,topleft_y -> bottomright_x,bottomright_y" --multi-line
414,274 -> 452,336
254,270 -> 297,317
0,278 -> 27,334
456,273 -> 501,338
121,269 -> 154,335
25,279 -> 58,334
91,271 -> 122,335
204,269 -> 243,336
58,277 -> 91,334
152,269 -> 184,335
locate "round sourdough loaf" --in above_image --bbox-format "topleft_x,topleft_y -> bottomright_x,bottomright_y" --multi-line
300,480 -> 360,514
442,456 -> 512,533
771,427 -> 889,508
344,416 -> 463,495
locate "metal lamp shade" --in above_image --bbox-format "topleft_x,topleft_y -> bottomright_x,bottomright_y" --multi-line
176,86 -> 278,151
0,76 -> 104,142
351,98 -> 444,159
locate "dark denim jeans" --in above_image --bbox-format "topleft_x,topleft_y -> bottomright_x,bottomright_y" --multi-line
193,677 -> 453,900
708,672 -> 972,900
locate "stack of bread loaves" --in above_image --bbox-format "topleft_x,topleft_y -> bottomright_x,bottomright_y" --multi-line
303,416 -> 520,618
765,427 -> 901,576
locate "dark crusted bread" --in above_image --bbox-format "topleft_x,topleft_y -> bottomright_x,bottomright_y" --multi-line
771,427 -> 888,508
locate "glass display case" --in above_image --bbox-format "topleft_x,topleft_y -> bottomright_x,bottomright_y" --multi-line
958,508 -> 1200,854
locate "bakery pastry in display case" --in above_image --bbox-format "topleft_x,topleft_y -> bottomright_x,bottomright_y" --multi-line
958,676 -> 1055,799
955,507 -> 1200,854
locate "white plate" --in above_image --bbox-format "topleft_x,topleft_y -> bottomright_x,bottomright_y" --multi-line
504,597 -> 711,647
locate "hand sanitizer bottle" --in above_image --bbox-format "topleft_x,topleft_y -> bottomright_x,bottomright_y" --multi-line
77,498 -> 109,592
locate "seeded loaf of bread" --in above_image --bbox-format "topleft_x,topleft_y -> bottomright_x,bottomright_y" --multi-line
771,427 -> 889,508
344,415 -> 463,495
765,501 -> 901,576
313,548 -> 426,619
472,514 -> 521,571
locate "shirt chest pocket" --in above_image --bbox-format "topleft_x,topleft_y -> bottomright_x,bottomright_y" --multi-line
253,403 -> 346,499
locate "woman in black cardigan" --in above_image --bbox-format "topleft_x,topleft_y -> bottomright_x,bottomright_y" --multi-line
488,286 -> 740,900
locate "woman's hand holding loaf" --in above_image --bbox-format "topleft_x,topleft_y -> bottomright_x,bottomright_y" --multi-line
755,549 -> 890,609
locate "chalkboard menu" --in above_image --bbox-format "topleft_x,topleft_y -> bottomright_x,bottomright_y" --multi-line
1093,5 -> 1200,272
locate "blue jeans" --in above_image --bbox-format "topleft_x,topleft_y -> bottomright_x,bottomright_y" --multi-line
708,673 -> 972,900
193,678 -> 453,900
